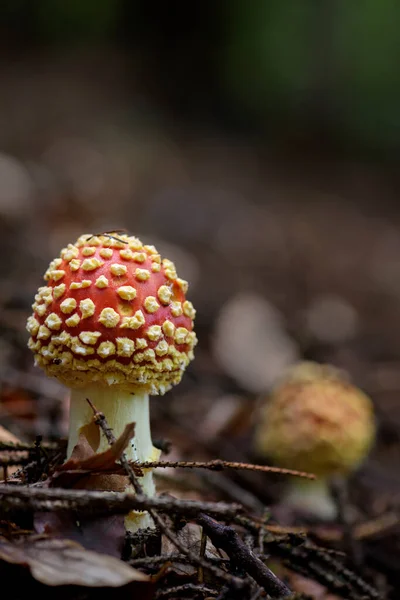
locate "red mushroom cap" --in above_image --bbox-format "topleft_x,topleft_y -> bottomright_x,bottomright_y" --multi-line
27,233 -> 197,394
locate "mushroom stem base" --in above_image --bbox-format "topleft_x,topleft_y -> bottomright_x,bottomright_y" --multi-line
67,386 -> 159,532
283,478 -> 337,521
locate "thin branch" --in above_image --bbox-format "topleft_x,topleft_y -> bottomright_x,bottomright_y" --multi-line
0,484 -> 242,519
150,508 -> 247,589
129,554 -> 229,568
0,441 -> 63,452
139,459 -> 315,480
197,513 -> 292,598
86,231 -> 129,244
234,515 -> 381,600
155,583 -> 218,599
198,525 -> 207,583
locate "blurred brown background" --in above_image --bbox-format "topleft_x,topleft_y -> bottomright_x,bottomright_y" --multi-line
1,0 -> 400,517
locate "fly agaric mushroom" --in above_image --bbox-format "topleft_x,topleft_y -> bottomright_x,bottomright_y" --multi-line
26,232 -> 197,530
253,362 -> 375,520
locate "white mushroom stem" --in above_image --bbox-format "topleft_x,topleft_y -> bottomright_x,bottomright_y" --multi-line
67,385 -> 160,532
282,477 -> 338,521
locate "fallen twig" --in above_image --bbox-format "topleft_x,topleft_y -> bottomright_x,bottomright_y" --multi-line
139,459 -> 315,480
0,441 -> 64,452
0,484 -> 243,519
129,554 -> 229,568
234,515 -> 381,600
197,513 -> 292,598
155,583 -> 218,598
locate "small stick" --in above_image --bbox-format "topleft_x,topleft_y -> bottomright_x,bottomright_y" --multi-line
0,484 -> 242,519
198,527 -> 207,583
85,231 -> 129,244
155,583 -> 218,599
139,459 -> 315,480
0,441 -> 63,452
197,513 -> 292,598
235,515 -> 381,599
129,555 -> 229,568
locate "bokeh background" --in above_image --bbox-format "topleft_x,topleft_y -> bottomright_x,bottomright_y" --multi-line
1,0 -> 400,572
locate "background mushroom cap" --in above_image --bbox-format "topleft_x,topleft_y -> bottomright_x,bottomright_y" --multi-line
26,233 -> 197,394
254,362 -> 376,477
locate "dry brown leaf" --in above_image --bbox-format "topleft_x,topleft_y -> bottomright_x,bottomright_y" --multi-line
60,422 -> 138,473
0,535 -> 151,588
49,422 -> 142,489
